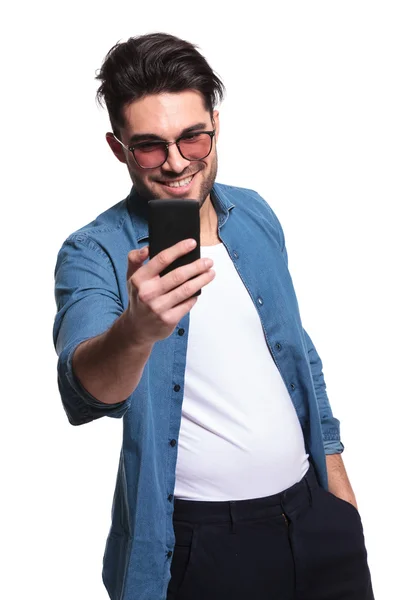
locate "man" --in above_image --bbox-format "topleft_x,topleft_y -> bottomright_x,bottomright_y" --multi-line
53,32 -> 374,600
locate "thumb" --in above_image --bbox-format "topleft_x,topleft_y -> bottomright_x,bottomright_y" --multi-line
127,246 -> 149,279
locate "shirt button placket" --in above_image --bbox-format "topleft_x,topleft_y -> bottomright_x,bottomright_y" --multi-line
169,381 -> 179,510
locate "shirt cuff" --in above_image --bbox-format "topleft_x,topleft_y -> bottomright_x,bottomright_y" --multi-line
324,439 -> 345,455
64,340 -> 130,417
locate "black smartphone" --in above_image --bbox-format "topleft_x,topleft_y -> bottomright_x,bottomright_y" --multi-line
148,199 -> 201,295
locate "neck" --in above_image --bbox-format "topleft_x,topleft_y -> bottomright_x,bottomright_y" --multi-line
200,194 -> 220,246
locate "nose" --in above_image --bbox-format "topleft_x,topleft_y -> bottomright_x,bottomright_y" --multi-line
162,142 -> 190,173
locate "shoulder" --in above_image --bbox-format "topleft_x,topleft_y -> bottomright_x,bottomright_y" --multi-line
214,181 -> 284,236
67,198 -> 131,242
57,197 -> 133,263
56,199 -> 132,268
215,181 -> 278,214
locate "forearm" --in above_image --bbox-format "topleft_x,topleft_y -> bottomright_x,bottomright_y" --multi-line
326,454 -> 358,509
72,310 -> 153,404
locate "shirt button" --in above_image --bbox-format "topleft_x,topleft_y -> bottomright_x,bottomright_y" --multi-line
170,439 -> 177,447
290,383 -> 296,390
275,343 -> 282,351
257,297 -> 263,305
174,384 -> 181,392
167,550 -> 173,559
233,251 -> 239,259
178,328 -> 185,336
168,494 -> 173,502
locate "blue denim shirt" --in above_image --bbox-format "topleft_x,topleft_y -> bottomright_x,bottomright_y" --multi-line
53,182 -> 343,600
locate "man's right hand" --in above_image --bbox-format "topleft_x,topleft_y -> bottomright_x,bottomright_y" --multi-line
125,239 -> 215,347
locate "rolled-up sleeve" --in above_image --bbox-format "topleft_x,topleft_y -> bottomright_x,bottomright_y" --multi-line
302,328 -> 344,455
269,201 -> 344,455
53,234 -> 131,425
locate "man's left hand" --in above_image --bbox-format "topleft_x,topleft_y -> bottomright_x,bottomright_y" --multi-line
326,454 -> 358,511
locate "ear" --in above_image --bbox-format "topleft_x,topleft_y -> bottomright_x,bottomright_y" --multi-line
106,132 -> 127,164
212,110 -> 220,143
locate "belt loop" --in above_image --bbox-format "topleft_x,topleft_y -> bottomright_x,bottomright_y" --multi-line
229,501 -> 237,534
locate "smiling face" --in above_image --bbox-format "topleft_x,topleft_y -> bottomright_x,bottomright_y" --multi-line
107,90 -> 220,209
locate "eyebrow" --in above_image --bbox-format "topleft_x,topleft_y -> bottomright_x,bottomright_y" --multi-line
128,122 -> 209,145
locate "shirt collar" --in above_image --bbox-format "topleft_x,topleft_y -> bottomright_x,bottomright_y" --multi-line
127,182 -> 235,244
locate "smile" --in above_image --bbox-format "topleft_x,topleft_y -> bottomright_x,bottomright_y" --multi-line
163,175 -> 194,188
157,172 -> 198,195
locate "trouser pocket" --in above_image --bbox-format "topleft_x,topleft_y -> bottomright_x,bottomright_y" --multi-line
292,486 -> 374,600
167,522 -> 199,599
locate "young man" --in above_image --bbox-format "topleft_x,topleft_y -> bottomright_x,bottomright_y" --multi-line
53,33 -> 374,600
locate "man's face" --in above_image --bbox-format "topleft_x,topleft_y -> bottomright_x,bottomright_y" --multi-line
108,90 -> 219,208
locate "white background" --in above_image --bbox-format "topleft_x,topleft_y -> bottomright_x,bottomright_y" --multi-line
1,1 -> 399,598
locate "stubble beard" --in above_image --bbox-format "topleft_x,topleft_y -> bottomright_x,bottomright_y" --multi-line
129,154 -> 218,209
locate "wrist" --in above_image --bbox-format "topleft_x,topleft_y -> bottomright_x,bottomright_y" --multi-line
326,454 -> 358,508
116,310 -> 153,353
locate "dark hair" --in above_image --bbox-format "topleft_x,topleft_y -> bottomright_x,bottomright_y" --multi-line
95,32 -> 225,136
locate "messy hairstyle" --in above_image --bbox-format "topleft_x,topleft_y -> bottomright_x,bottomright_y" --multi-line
96,32 -> 225,135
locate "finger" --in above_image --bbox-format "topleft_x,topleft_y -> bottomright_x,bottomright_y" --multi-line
140,238 -> 197,280
134,257 -> 213,305
158,257 -> 214,295
127,246 -> 149,279
161,295 -> 199,326
152,269 -> 215,313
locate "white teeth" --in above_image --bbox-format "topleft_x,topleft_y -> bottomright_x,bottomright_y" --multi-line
165,175 -> 193,188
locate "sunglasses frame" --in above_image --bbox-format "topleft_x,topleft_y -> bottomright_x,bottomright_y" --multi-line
113,129 -> 216,169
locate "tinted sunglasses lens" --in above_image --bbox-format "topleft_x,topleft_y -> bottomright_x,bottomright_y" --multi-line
134,143 -> 167,168
179,133 -> 212,160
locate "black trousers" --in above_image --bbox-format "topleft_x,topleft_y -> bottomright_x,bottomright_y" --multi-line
167,464 -> 374,600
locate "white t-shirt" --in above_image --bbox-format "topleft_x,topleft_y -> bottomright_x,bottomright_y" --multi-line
174,243 -> 309,501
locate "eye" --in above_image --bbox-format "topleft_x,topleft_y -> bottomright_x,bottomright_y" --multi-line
135,141 -> 165,153
180,133 -> 203,143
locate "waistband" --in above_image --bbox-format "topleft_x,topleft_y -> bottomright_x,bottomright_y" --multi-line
173,463 -> 320,524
